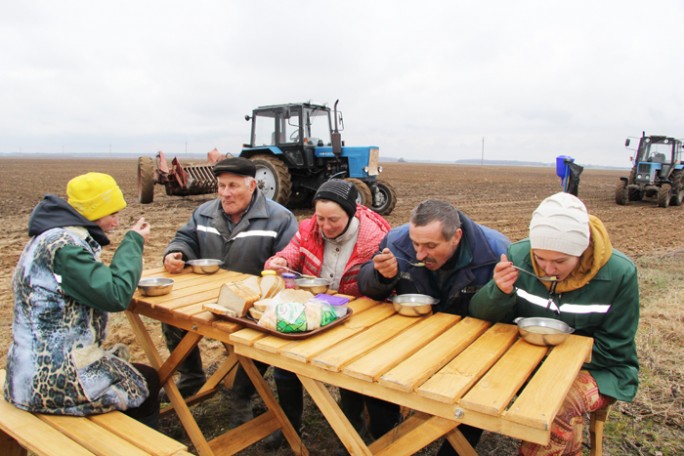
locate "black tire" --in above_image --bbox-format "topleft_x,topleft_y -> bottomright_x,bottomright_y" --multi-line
372,179 -> 397,215
658,184 -> 671,208
138,156 -> 155,204
615,180 -> 628,205
344,178 -> 372,207
250,154 -> 292,205
288,189 -> 314,209
670,172 -> 684,206
626,168 -> 642,201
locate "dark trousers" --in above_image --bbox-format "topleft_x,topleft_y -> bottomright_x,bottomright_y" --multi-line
124,363 -> 161,429
435,424 -> 483,455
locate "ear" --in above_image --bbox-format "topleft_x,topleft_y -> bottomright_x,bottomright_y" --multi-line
450,228 -> 463,246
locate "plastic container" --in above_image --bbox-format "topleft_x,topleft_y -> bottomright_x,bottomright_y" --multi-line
314,294 -> 350,318
282,272 -> 297,289
555,155 -> 574,179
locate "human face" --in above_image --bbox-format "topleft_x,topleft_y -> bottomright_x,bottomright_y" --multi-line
531,249 -> 581,281
94,212 -> 120,232
314,200 -> 350,239
217,173 -> 256,220
408,220 -> 462,271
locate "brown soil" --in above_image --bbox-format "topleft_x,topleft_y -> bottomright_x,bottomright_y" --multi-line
1,158 -> 680,455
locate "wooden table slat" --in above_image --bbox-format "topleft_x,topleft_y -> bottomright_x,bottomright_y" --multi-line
343,312 -> 461,382
504,335 -> 594,430
379,317 -> 491,392
458,339 -> 548,416
417,323 -> 518,402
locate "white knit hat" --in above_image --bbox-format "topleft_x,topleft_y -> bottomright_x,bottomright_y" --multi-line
529,192 -> 590,256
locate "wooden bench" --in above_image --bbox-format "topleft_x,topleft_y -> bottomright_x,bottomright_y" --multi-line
0,370 -> 193,456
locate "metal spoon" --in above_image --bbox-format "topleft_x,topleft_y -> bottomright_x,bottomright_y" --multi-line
282,267 -> 317,280
396,257 -> 425,267
375,250 -> 425,267
512,265 -> 558,282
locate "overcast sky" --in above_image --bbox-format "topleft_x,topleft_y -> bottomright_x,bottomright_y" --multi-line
2,1 -> 682,166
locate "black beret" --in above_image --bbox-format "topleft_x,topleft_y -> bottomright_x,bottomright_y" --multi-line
213,157 -> 257,177
313,179 -> 358,218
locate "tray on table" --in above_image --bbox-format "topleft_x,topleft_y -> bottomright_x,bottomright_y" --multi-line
211,308 -> 353,340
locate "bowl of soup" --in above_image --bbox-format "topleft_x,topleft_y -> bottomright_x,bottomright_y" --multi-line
514,317 -> 574,346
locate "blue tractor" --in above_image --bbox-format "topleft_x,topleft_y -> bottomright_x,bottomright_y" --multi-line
616,133 -> 684,208
240,100 -> 397,215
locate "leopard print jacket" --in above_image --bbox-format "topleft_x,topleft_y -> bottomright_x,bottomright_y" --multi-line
4,227 -> 148,415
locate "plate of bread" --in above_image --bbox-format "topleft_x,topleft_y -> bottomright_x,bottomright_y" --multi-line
203,274 -> 351,339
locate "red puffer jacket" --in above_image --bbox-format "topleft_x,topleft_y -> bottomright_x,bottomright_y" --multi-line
266,204 -> 390,297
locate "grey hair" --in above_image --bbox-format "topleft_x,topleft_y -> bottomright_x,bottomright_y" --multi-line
410,199 -> 462,239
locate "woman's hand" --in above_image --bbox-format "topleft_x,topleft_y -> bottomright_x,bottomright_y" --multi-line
492,253 -> 519,295
130,217 -> 151,243
267,257 -> 289,274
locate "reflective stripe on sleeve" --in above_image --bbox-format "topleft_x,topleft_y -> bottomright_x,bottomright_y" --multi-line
515,288 -> 611,314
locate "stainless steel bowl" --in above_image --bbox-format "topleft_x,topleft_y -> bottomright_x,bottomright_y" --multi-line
391,294 -> 439,317
137,277 -> 174,296
514,317 -> 574,346
186,259 -> 223,274
294,277 -> 330,294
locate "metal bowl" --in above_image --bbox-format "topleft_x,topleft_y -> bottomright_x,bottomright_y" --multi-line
391,294 -> 439,317
137,277 -> 174,296
514,317 -> 574,346
186,259 -> 223,274
294,277 -> 330,294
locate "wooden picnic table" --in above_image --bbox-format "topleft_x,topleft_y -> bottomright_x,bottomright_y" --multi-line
128,267 -> 593,455
126,267 -> 307,456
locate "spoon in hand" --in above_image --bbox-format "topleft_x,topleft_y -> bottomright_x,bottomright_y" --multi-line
512,265 -> 558,282
282,267 -> 317,280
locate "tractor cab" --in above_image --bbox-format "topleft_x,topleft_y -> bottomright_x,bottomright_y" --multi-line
239,101 -> 396,215
617,133 -> 684,207
630,135 -> 683,186
245,103 -> 337,150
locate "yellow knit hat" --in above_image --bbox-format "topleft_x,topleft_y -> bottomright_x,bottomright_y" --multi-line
67,172 -> 127,221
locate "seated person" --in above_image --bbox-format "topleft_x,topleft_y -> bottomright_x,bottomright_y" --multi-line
265,179 -> 392,447
470,192 -> 639,455
4,173 -> 160,428
358,199 -> 510,453
161,157 -> 298,425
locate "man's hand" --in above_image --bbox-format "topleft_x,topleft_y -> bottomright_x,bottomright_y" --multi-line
492,253 -> 519,295
130,217 -> 151,243
373,247 -> 399,279
164,252 -> 185,274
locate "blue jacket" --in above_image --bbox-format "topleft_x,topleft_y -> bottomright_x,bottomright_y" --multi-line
357,211 -> 510,316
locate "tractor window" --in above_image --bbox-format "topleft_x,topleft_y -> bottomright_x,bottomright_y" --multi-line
254,113 -> 278,146
306,110 -> 332,146
645,142 -> 672,163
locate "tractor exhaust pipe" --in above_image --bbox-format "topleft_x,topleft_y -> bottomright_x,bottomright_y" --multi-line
332,99 -> 342,157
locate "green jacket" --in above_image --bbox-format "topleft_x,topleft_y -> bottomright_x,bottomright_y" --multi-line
470,218 -> 639,402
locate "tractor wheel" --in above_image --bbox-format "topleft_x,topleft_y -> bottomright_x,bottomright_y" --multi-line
138,156 -> 155,204
344,178 -> 372,207
250,154 -> 292,205
626,168 -> 642,201
670,172 -> 684,206
657,184 -> 671,208
615,180 -> 628,205
372,179 -> 397,215
289,189 -> 314,209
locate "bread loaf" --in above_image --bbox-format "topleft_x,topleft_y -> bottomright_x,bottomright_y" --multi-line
213,281 -> 260,317
241,275 -> 262,296
260,275 -> 285,298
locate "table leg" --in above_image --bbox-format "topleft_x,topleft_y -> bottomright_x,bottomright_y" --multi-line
298,375 -> 372,456
125,311 -> 215,456
237,356 -> 309,456
296,374 -> 477,456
